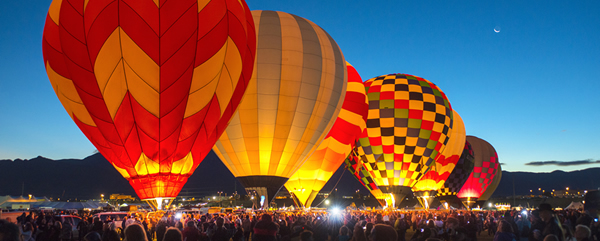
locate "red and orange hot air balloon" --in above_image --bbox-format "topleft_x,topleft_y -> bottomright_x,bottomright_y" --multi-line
456,136 -> 499,209
284,62 -> 368,208
42,0 -> 256,209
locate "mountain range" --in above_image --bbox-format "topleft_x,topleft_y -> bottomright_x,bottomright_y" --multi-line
1,152 -> 599,200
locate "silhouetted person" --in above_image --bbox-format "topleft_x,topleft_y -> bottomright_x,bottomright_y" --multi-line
253,214 -> 278,241
0,219 -> 21,241
125,224 -> 148,241
182,221 -> 201,241
369,224 -> 397,241
163,228 -> 182,241
84,232 -> 102,241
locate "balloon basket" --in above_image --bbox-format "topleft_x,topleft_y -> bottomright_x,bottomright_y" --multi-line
459,197 -> 476,210
414,191 -> 437,210
144,197 -> 175,211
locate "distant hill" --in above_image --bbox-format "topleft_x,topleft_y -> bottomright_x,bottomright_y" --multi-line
1,153 -> 599,200
493,168 -> 600,198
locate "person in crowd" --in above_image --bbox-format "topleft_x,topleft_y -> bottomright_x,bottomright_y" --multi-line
162,228 -> 182,241
124,224 -> 148,241
101,229 -> 119,241
369,224 -> 397,241
574,225 -> 591,241
253,214 -> 278,241
493,220 -> 516,241
338,226 -> 350,241
349,222 -> 366,241
209,217 -> 229,241
181,221 -> 200,241
538,203 -> 565,241
0,219 -> 21,241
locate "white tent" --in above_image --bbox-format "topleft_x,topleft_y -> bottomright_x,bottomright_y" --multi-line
565,201 -> 584,210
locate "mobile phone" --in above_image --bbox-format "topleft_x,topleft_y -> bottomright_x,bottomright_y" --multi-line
595,218 -> 598,222
363,226 -> 366,230
421,229 -> 424,232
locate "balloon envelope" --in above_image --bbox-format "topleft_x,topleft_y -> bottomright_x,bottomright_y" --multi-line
284,62 -> 368,207
42,0 -> 256,205
357,74 -> 453,206
457,136 -> 499,200
213,10 -> 347,208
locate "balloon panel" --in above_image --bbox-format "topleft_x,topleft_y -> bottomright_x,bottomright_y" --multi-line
42,0 -> 256,199
284,62 -> 368,206
357,74 -> 453,188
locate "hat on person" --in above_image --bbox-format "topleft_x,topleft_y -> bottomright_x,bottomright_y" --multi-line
539,203 -> 554,213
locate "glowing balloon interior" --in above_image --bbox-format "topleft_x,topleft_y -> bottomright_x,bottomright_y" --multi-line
42,0 -> 256,208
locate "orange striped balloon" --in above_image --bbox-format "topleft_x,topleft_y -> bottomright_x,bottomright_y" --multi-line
42,0 -> 256,204
284,62 -> 368,207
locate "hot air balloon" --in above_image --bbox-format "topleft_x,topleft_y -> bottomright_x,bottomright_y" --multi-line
478,163 -> 502,201
42,0 -> 256,209
436,141 -> 475,208
284,62 -> 368,208
412,110 -> 466,209
456,136 -> 499,209
356,74 -> 453,207
213,10 -> 347,209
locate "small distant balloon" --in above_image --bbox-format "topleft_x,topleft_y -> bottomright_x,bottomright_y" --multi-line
494,26 -> 501,33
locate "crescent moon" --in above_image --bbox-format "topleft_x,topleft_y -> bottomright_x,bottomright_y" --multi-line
494,28 -> 500,33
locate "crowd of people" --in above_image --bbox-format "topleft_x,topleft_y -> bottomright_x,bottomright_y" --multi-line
1,202 -> 599,241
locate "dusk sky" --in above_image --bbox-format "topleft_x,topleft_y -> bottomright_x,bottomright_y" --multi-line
1,0 -> 599,173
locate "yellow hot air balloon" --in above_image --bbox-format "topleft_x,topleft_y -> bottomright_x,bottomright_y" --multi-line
213,10 -> 347,209
284,62 -> 368,208
412,110 -> 466,209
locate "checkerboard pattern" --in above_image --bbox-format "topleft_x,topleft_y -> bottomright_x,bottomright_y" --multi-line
437,141 -> 475,196
344,147 -> 378,191
357,74 -> 453,188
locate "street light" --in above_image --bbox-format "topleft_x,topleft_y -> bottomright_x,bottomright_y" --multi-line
325,200 -> 330,205
101,194 -> 104,201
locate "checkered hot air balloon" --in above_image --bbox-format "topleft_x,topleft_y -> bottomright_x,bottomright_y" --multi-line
436,140 -> 475,206
284,62 -> 368,208
478,163 -> 502,201
356,74 -> 453,207
42,0 -> 256,209
456,136 -> 499,209
213,10 -> 348,209
412,110 -> 466,209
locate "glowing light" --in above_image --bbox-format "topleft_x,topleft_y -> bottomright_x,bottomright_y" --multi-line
175,213 -> 182,219
325,200 -> 330,205
156,197 -> 164,210
331,207 -> 340,215
489,203 -> 492,207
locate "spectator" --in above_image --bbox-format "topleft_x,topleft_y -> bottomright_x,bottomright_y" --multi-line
494,220 -> 516,241
574,225 -> 591,241
181,221 -> 200,241
125,224 -> 148,241
0,219 -> 21,241
163,228 -> 182,241
253,214 -> 278,241
368,224 -> 397,241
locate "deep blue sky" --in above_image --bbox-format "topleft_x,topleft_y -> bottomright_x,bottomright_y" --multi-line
1,1 -> 599,172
